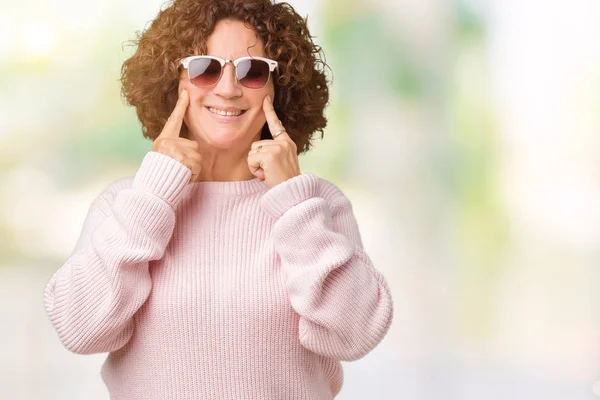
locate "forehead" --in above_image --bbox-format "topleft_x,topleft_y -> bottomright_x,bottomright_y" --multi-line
205,19 -> 265,58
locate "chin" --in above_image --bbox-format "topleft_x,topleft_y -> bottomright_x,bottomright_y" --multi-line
205,135 -> 242,149
189,127 -> 252,150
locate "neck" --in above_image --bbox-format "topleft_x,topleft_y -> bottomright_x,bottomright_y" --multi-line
194,141 -> 256,182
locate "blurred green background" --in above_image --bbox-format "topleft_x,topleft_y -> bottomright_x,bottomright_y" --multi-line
1,0 -> 599,399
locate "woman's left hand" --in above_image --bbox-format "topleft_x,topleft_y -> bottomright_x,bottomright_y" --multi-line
247,96 -> 301,189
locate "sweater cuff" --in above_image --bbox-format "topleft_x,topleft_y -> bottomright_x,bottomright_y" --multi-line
260,173 -> 319,219
132,151 -> 191,206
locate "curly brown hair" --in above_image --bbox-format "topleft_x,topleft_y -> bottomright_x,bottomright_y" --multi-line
120,0 -> 329,154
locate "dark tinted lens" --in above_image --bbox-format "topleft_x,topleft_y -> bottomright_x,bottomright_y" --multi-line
237,59 -> 270,88
189,58 -> 222,87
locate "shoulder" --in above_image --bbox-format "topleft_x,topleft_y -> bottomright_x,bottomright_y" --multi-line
312,174 -> 354,212
313,175 -> 345,198
91,177 -> 135,208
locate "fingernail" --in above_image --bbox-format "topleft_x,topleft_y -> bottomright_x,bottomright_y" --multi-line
265,95 -> 271,103
180,90 -> 186,98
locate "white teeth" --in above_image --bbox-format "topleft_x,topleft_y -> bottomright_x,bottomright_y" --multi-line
208,107 -> 243,116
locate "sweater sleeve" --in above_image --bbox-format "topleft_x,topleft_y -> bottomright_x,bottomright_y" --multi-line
43,152 -> 191,355
260,173 -> 393,361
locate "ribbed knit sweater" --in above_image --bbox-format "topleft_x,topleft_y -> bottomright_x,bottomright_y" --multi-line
44,151 -> 393,400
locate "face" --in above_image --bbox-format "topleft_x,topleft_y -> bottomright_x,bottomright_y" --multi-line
179,19 -> 275,151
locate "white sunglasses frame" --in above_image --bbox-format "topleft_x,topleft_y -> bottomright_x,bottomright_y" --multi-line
180,55 -> 279,88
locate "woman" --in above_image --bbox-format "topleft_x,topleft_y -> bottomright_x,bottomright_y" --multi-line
44,0 -> 393,399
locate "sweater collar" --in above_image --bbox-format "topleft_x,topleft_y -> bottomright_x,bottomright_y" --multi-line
183,178 -> 267,196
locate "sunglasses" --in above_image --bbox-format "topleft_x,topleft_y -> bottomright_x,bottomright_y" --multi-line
180,55 -> 278,89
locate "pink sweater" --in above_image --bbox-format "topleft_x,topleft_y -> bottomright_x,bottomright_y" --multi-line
44,151 -> 393,400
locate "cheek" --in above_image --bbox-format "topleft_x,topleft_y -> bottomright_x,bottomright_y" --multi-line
178,82 -> 208,110
253,85 -> 275,111
267,83 -> 275,99
178,79 -> 193,96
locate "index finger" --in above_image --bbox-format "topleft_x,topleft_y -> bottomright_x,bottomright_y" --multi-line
161,90 -> 190,138
262,96 -> 288,140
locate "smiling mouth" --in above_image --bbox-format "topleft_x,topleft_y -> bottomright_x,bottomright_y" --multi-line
207,107 -> 247,117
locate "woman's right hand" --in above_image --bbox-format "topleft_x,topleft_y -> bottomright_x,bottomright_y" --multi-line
152,90 -> 202,182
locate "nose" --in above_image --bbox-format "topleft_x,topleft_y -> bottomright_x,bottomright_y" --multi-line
213,62 -> 243,99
